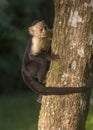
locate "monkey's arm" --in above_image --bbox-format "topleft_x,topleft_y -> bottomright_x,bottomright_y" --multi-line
29,53 -> 59,65
29,54 -> 48,64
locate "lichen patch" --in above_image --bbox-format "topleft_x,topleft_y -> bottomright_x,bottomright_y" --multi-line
77,47 -> 85,58
69,10 -> 84,27
84,0 -> 93,11
71,60 -> 77,70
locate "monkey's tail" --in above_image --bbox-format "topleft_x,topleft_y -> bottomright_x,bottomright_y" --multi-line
22,72 -> 92,95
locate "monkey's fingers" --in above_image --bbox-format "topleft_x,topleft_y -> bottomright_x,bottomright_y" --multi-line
51,53 -> 60,60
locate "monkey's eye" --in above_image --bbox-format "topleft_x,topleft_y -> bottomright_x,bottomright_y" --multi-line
40,28 -> 43,32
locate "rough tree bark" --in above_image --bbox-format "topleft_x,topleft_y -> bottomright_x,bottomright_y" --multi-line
38,0 -> 93,130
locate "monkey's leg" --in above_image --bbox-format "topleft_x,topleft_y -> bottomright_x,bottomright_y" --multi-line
26,62 -> 41,80
37,94 -> 42,103
37,62 -> 49,103
37,62 -> 49,83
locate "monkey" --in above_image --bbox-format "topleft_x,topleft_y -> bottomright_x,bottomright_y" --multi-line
22,20 -> 59,95
22,20 -> 92,97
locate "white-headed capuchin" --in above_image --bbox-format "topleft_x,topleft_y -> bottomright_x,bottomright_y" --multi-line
22,20 -> 92,97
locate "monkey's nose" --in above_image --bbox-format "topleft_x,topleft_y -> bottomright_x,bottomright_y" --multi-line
43,30 -> 47,35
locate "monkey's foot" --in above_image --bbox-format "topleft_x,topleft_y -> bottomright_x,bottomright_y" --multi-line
37,95 -> 42,103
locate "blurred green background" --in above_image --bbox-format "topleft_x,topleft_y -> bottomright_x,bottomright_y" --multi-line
0,0 -> 92,130
0,0 -> 54,93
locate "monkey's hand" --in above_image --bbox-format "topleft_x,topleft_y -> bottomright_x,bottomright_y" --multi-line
46,53 -> 60,61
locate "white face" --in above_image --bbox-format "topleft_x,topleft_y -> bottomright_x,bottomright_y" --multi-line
29,21 -> 48,38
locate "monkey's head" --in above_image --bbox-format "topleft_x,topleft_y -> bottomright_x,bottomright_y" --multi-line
29,21 -> 49,38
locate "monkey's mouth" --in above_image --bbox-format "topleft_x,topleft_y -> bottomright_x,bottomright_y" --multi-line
41,35 -> 47,38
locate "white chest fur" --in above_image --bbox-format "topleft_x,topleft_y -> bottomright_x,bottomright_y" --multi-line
31,37 -> 49,55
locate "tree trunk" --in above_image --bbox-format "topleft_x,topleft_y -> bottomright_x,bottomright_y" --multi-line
38,0 -> 93,130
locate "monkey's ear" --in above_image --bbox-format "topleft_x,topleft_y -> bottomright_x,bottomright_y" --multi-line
42,20 -> 45,24
28,27 -> 34,35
